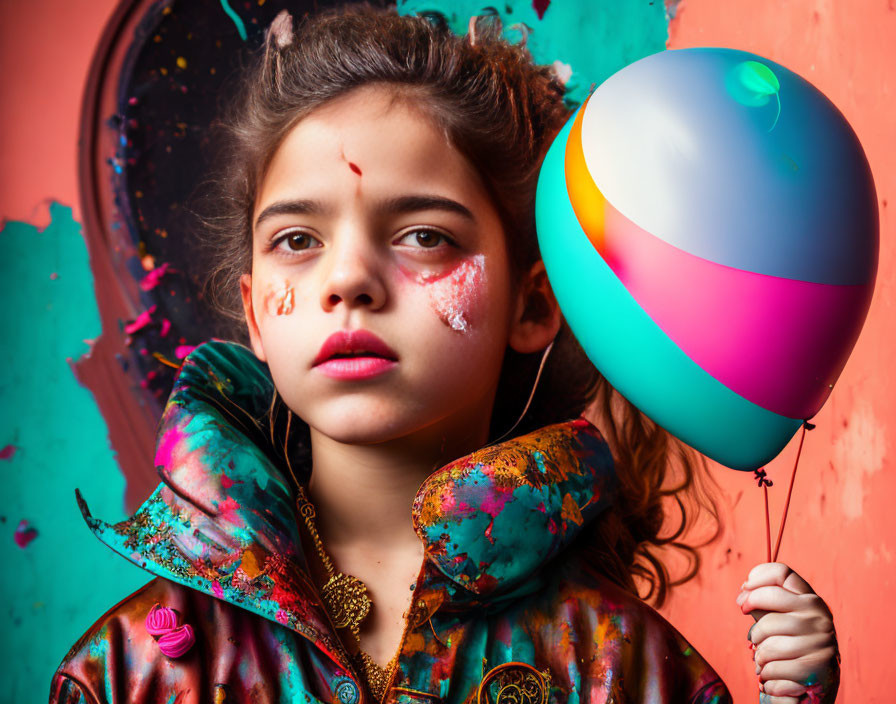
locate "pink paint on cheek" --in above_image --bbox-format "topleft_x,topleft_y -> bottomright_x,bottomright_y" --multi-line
423,255 -> 486,333
263,281 -> 296,316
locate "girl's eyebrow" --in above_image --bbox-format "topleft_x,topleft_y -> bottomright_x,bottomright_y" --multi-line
254,199 -> 327,229
378,195 -> 476,222
254,194 -> 475,230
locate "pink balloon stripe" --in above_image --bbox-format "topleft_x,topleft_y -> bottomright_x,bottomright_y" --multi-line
600,200 -> 873,419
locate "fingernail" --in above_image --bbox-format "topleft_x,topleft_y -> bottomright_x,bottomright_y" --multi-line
755,663 -> 760,675
736,591 -> 748,606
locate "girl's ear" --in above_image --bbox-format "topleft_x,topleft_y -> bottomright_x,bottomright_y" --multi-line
240,273 -> 267,362
508,260 -> 562,354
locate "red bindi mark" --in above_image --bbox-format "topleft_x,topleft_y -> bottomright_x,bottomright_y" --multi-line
339,147 -> 362,176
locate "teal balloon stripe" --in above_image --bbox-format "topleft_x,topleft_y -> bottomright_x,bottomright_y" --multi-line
535,114 -> 802,471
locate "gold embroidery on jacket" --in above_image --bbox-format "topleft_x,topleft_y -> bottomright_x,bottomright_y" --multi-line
476,661 -> 552,704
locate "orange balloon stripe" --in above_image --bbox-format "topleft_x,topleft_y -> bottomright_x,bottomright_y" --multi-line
564,98 -> 606,254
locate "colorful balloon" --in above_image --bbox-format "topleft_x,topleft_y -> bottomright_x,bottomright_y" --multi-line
536,47 -> 878,471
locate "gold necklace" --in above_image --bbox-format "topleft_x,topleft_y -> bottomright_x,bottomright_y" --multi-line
295,484 -> 396,703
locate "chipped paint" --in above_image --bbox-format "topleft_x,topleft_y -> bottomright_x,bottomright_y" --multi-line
0,203 -> 148,698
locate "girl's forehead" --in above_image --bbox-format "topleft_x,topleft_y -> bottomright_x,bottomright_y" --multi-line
256,87 -> 491,217
275,87 -> 452,167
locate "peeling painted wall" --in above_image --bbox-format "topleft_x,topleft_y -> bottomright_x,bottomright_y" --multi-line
1,0 -> 893,701
0,205 -> 149,700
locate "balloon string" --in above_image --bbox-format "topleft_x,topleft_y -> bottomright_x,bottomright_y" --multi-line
753,466 -> 774,561
771,420 -> 814,562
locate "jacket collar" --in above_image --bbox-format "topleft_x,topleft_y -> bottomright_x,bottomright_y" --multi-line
77,340 -> 617,660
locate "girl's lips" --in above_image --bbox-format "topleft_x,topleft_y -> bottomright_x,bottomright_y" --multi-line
312,329 -> 398,366
313,356 -> 398,380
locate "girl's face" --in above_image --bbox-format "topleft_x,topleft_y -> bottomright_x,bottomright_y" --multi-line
241,85 -> 549,449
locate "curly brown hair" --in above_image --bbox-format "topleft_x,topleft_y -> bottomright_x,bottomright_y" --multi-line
196,3 -> 723,609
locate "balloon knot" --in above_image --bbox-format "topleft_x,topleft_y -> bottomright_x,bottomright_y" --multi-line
753,467 -> 773,488
803,420 -> 816,431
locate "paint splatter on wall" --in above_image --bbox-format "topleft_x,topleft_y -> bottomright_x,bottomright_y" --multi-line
397,0 -> 673,106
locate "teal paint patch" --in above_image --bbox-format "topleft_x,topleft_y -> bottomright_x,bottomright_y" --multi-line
397,0 -> 670,106
0,203 -> 149,700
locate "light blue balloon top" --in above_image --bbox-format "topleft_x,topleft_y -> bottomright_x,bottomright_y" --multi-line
581,47 -> 877,285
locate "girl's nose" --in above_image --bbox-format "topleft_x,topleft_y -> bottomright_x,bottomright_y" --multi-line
319,236 -> 387,313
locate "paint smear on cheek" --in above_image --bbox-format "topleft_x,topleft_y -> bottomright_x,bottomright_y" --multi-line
417,254 -> 486,333
263,281 -> 295,316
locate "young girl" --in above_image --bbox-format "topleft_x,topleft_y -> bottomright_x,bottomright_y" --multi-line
51,6 -> 839,703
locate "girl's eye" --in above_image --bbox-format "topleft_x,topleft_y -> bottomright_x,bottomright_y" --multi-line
397,229 -> 454,249
272,230 -> 321,253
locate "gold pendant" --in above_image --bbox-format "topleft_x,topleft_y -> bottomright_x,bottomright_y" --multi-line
321,571 -> 372,633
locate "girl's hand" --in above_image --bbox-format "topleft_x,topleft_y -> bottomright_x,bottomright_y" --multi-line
736,562 -> 840,704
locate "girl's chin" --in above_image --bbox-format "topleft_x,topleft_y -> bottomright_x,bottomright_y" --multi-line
307,401 -> 470,446
306,408 -> 425,444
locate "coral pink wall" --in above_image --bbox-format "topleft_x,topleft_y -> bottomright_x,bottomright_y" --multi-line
659,1 -> 895,701
0,0 -> 120,225
2,1 -> 892,701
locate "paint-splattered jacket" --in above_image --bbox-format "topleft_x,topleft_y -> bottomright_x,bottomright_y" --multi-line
50,341 -> 732,704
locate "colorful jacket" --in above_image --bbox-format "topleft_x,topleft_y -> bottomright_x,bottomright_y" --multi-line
50,340 -> 732,704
